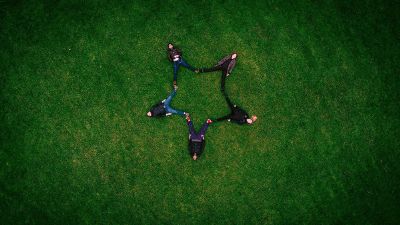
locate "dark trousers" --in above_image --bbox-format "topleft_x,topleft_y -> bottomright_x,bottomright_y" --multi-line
173,58 -> 195,83
187,120 -> 209,140
216,94 -> 235,122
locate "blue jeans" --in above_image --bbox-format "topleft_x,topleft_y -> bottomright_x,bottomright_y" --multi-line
173,58 -> 195,82
163,90 -> 185,116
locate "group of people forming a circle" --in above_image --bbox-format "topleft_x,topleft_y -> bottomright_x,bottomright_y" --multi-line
147,43 -> 258,160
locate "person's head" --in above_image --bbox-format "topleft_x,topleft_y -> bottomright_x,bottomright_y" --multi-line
189,140 -> 204,160
246,115 -> 258,124
168,43 -> 174,49
231,52 -> 237,59
147,111 -> 152,117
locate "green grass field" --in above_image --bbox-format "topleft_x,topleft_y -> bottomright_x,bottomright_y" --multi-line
1,0 -> 400,224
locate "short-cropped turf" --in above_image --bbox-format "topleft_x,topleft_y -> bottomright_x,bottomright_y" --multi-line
1,0 -> 399,224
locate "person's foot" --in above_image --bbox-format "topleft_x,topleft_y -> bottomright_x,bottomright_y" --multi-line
206,119 -> 213,124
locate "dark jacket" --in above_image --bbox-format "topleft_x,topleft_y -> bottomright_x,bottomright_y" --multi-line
216,105 -> 249,125
189,138 -> 205,157
149,102 -> 167,117
216,55 -> 237,74
230,106 -> 249,124
167,47 -> 182,62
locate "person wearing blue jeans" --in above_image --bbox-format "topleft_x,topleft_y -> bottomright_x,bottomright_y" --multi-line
186,115 -> 213,160
146,90 -> 187,117
167,43 -> 198,89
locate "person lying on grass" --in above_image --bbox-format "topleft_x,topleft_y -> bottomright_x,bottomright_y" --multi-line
215,93 -> 257,125
167,43 -> 198,90
147,89 -> 188,117
186,114 -> 213,161
197,53 -> 237,91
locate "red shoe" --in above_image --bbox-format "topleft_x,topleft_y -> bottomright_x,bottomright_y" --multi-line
207,119 -> 213,124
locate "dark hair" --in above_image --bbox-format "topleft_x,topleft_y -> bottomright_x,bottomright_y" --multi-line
189,140 -> 205,157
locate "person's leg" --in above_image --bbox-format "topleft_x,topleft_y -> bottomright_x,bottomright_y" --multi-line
201,65 -> 221,73
221,71 -> 227,91
179,58 -> 195,71
187,120 -> 196,137
164,90 -> 176,106
173,61 -> 180,83
199,121 -> 209,137
223,92 -> 235,110
216,114 -> 231,122
166,106 -> 186,116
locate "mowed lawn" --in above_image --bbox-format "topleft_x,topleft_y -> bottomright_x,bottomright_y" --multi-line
1,0 -> 399,224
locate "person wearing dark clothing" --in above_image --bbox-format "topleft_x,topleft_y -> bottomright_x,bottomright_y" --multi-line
199,53 -> 237,91
167,43 -> 197,89
147,89 -> 187,117
186,115 -> 213,160
215,94 -> 257,125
